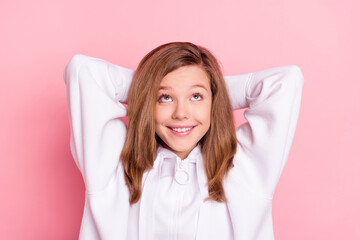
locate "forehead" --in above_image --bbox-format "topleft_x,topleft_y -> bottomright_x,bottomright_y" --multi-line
159,65 -> 210,90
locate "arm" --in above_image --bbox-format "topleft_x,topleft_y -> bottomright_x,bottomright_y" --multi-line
224,65 -> 304,199
63,54 -> 134,194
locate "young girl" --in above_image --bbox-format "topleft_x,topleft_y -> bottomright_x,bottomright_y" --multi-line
63,42 -> 304,240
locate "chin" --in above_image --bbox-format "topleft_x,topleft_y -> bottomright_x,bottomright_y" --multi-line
168,141 -> 197,152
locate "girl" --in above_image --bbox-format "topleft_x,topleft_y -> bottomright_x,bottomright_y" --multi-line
63,42 -> 304,240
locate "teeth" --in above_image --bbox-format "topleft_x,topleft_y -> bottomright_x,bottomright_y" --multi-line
171,127 -> 193,132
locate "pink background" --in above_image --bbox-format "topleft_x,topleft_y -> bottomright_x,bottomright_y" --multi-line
1,0 -> 359,239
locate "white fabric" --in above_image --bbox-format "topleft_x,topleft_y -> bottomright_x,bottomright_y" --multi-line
153,144 -> 201,240
63,54 -> 304,240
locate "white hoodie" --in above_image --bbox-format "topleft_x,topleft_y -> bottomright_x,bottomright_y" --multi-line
63,54 -> 304,240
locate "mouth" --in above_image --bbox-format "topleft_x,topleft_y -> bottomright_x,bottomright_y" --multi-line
167,125 -> 196,136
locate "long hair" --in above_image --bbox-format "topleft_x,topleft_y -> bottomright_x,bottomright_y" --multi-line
120,42 -> 237,205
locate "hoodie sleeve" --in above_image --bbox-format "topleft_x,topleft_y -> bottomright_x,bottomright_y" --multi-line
63,54 -> 134,194
224,65 -> 304,199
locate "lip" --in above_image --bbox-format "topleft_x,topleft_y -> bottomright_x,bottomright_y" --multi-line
167,125 -> 196,137
167,125 -> 196,128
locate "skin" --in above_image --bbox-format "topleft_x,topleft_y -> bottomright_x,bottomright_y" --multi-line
155,65 -> 212,160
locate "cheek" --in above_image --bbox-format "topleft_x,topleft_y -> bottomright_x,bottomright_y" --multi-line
195,104 -> 212,126
155,106 -> 170,124
155,108 -> 163,136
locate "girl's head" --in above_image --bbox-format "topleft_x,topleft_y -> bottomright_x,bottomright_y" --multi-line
121,42 -> 237,204
155,64 -> 212,160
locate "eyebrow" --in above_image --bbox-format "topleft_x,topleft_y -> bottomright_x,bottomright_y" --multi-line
158,84 -> 208,91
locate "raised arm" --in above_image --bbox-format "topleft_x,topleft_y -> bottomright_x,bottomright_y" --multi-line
63,54 -> 134,194
224,65 -> 304,199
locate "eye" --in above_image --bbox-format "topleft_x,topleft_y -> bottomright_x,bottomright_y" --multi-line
191,92 -> 203,101
158,94 -> 172,103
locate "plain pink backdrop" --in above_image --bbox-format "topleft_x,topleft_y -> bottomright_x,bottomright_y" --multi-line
1,0 -> 359,239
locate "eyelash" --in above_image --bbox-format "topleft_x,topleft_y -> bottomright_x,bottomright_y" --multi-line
157,92 -> 203,103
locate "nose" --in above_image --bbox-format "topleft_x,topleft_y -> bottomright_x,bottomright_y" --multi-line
171,101 -> 189,120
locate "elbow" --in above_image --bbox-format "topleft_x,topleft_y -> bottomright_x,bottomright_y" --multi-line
63,54 -> 89,85
68,54 -> 88,66
284,65 -> 304,89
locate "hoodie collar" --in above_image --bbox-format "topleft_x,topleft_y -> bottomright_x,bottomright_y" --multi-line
155,142 -> 202,164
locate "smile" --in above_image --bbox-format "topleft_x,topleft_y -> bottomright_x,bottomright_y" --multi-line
167,126 -> 196,136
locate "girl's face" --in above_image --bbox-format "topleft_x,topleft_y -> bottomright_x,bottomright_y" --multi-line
155,65 -> 212,160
